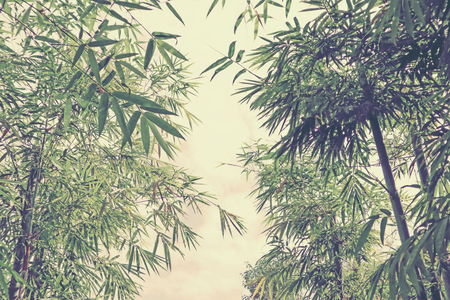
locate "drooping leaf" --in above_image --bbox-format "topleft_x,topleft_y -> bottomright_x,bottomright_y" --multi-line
84,83 -> 98,102
113,92 -> 171,114
72,44 -> 86,66
232,69 -> 246,84
115,61 -> 125,83
355,217 -> 377,256
144,39 -> 155,70
115,53 -> 138,60
157,41 -> 187,61
98,93 -> 109,136
35,35 -> 59,44
147,121 -> 172,159
235,50 -> 245,62
109,10 -> 130,24
157,45 -> 174,69
65,71 -> 82,93
143,112 -> 184,139
285,0 -> 292,16
110,97 -> 131,146
165,2 -> 184,25
118,61 -> 147,78
141,117 -> 151,156
102,70 -> 116,86
380,217 -> 388,245
234,12 -> 245,33
122,111 -> 141,147
64,97 -> 72,131
211,60 -> 233,81
88,49 -> 101,83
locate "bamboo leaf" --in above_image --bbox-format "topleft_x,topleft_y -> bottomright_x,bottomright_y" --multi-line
65,71 -> 82,93
211,60 -> 233,81
64,97 -> 72,131
152,32 -> 181,39
115,53 -> 138,59
143,112 -> 184,139
98,93 -> 109,136
141,117 -> 151,156
207,0 -> 219,16
148,121 -> 172,158
165,2 -> 185,25
88,39 -> 118,47
122,111 -> 141,147
84,83 -> 98,102
234,12 -> 245,33
111,97 -> 131,146
232,69 -> 246,84
115,1 -> 152,10
235,49 -> 245,62
118,61 -> 147,78
72,44 -> 85,66
113,91 -> 172,114
355,217 -> 377,256
157,45 -> 174,69
115,61 -> 125,83
144,39 -> 156,70
201,57 -> 228,75
380,217 -> 388,245
157,41 -> 187,61
109,10 -> 130,24
102,70 -> 116,86
285,0 -> 292,16
88,49 -> 101,83
228,41 -> 236,58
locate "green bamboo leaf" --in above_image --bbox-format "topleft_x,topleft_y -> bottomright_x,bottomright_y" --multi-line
157,45 -> 174,69
35,35 -> 59,44
232,69 -> 246,84
109,10 -> 130,24
17,7 -> 32,35
228,41 -> 236,58
143,112 -> 184,139
141,117 -> 151,156
406,228 -> 434,272
84,83 -> 98,102
111,97 -> 131,146
410,0 -> 425,24
105,25 -> 127,31
118,61 -> 147,78
115,53 -> 138,60
285,0 -> 292,16
380,209 -> 391,216
157,41 -> 187,61
88,49 -> 101,83
380,217 -> 388,245
201,57 -> 228,75
152,32 -> 181,39
98,93 -> 109,136
122,111 -> 141,147
148,121 -> 172,159
207,0 -> 219,16
140,106 -> 176,115
88,39 -> 118,47
436,218 -> 448,255
165,2 -> 184,25
72,44 -> 86,66
64,97 -> 72,131
235,49 -> 245,62
355,217 -> 376,256
234,12 -> 245,33
0,269 -> 9,299
65,71 -> 82,93
102,70 -> 116,86
211,60 -> 233,81
92,0 -> 111,4
115,61 -> 125,83
144,39 -> 155,70
254,17 -> 259,39
112,92 -> 171,114
115,1 -> 152,10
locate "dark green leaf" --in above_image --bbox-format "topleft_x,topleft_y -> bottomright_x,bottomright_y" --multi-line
98,93 -> 109,136
143,112 -> 184,139
122,111 -> 141,147
112,91 -> 173,115
88,39 -> 118,47
380,209 -> 391,216
141,117 -> 151,156
109,10 -> 130,24
355,218 -> 376,255
65,71 -> 82,93
88,49 -> 101,83
118,61 -> 147,78
64,97 -> 72,131
380,217 -> 388,245
157,45 -> 174,69
115,1 -> 152,10
234,12 -> 245,34
211,60 -> 233,81
148,121 -> 172,158
72,44 -> 86,66
152,32 -> 181,39
140,106 -> 176,115
207,0 -> 219,16
92,0 -> 111,4
157,41 -> 187,60
35,35 -> 59,44
115,61 -> 125,83
232,69 -> 246,84
115,53 -> 138,60
228,41 -> 236,58
165,2 -> 184,25
201,57 -> 228,75
144,39 -> 156,70
102,70 -> 116,86
84,83 -> 98,102
110,97 -> 131,146
235,49 -> 245,62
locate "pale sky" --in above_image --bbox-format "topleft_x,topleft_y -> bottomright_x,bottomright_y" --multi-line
133,1 -> 313,299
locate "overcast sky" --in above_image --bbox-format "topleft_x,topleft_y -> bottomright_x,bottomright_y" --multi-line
133,1 -> 313,299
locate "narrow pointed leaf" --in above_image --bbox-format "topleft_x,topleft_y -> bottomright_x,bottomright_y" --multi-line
143,112 -> 184,139
65,71 -> 82,93
232,69 -> 246,84
165,2 -> 184,25
102,70 -> 116,86
122,111 -> 141,147
144,39 -> 156,70
88,39 -> 118,47
148,121 -> 172,158
157,41 -> 187,60
141,117 -> 151,156
64,97 -> 72,131
88,49 -> 101,83
201,57 -> 228,75
285,0 -> 292,16
111,97 -> 131,146
118,61 -> 147,78
115,1 -> 152,10
234,12 -> 245,33
157,45 -> 174,69
152,32 -> 181,39
207,0 -> 219,16
380,217 -> 388,245
235,49 -> 245,62
84,83 -> 98,102
72,44 -> 85,66
115,53 -> 138,59
109,10 -> 130,24
112,92 -> 172,114
115,61 -> 125,83
355,218 -> 376,255
98,93 -> 109,136
211,60 -> 233,81
227,41 -> 236,58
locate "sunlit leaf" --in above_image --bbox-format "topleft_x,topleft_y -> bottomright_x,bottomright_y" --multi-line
143,112 -> 184,139
148,121 -> 172,158
157,41 -> 187,61
88,49 -> 101,83
72,44 -> 85,66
